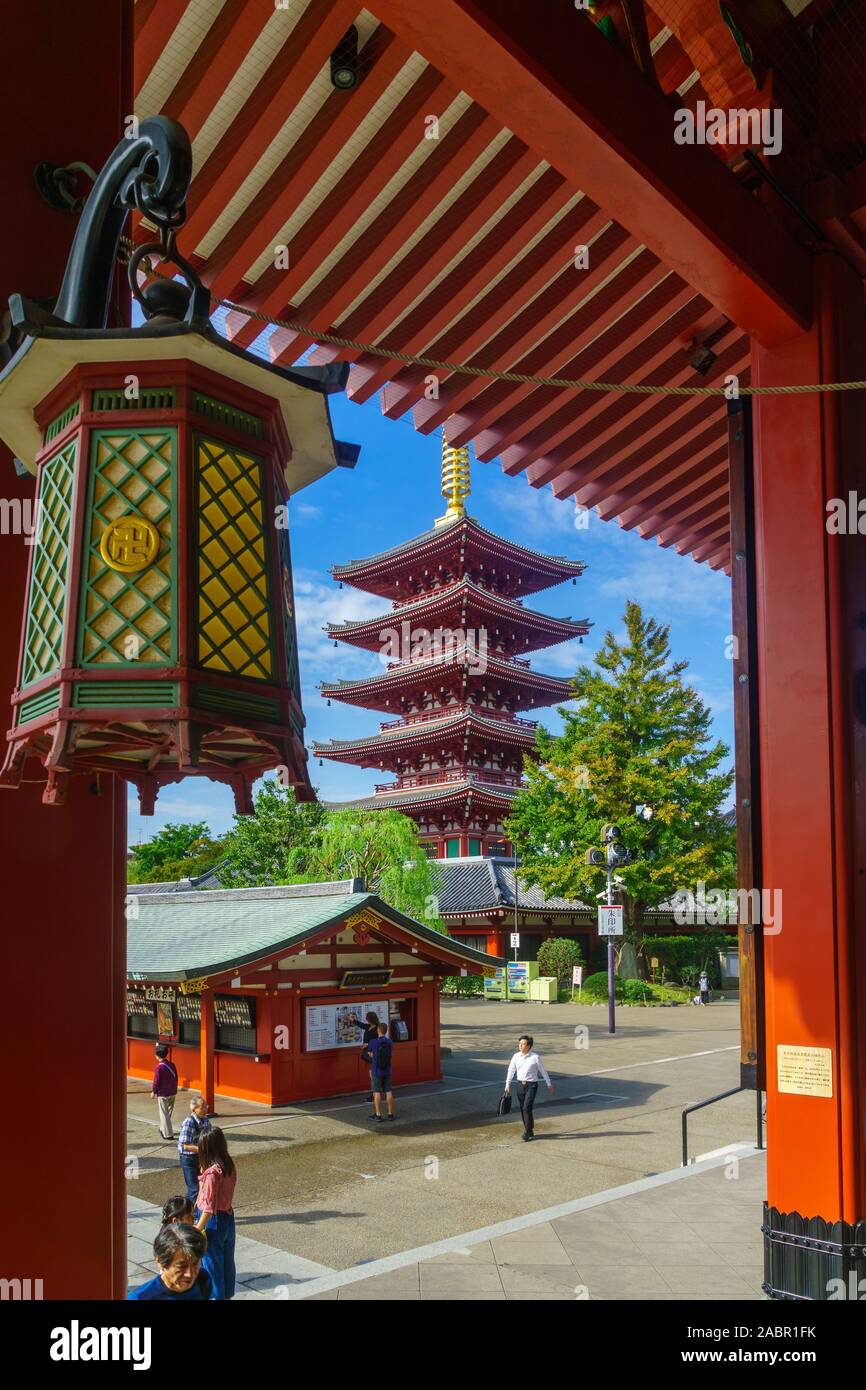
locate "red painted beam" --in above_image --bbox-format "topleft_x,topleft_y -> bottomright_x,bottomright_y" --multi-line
257,104 -> 500,359
181,0 -> 359,255
495,279 -> 703,477
545,341 -> 748,503
156,0 -> 275,140
522,298 -> 727,487
565,404 -> 728,506
204,29 -> 416,298
380,207 -> 622,425
291,156 -> 569,386
616,449 -> 729,527
372,0 -> 811,343
334,142 -> 544,398
408,227 -> 647,438
585,424 -> 727,517
135,0 -> 187,87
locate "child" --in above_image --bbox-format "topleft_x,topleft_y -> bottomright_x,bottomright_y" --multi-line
161,1195 -> 195,1226
128,1223 -> 213,1300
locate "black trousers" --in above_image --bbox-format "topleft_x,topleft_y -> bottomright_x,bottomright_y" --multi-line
517,1081 -> 538,1136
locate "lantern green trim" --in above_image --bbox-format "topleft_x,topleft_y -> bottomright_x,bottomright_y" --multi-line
73,680 -> 179,708
192,392 -> 263,439
77,427 -> 177,666
43,400 -> 81,445
21,439 -> 77,687
92,387 -> 177,412
194,684 -> 280,720
16,686 -> 61,726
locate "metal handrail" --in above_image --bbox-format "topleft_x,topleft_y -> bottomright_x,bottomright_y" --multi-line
681,1084 -> 764,1166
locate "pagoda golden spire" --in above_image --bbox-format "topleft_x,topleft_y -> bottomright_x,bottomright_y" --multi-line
435,424 -> 471,526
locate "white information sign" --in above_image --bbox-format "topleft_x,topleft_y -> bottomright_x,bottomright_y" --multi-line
509,933 -> 520,948
597,905 -> 623,937
305,999 -> 389,1053
572,965 -> 584,987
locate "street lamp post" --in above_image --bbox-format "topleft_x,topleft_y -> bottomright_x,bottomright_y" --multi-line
586,824 -> 636,1035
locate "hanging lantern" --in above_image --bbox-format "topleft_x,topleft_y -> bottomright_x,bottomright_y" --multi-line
0,118 -> 358,814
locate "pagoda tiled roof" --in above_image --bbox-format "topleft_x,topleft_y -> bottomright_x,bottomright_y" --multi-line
326,576 -> 590,646
330,515 -> 585,592
319,649 -> 574,701
324,778 -> 521,812
435,858 -> 594,915
313,708 -> 539,758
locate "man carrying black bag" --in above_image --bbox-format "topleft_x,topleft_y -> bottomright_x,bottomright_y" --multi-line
504,1034 -> 554,1141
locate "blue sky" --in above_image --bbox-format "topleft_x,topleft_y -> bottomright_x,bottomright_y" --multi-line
127,341 -> 735,846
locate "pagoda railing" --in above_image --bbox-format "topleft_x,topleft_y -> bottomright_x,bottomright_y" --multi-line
383,651 -> 533,672
391,581 -> 526,611
378,707 -> 539,733
374,768 -> 522,793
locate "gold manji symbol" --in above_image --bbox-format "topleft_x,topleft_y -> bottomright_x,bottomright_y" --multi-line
99,516 -> 160,573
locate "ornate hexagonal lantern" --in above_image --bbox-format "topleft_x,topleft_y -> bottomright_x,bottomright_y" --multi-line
0,118 -> 357,813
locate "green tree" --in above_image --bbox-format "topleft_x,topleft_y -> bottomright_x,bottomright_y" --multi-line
315,807 -> 445,929
507,601 -> 735,977
127,821 -> 223,884
218,779 -> 326,886
536,937 -> 585,990
219,784 -> 445,930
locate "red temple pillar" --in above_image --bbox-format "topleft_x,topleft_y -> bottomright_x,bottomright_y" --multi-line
752,252 -> 866,1297
200,991 -> 216,1114
0,0 -> 132,1300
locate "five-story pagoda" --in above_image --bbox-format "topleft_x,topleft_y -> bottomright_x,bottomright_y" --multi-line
314,439 -> 590,858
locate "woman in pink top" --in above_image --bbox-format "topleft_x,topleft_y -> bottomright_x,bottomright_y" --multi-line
194,1127 -> 237,1300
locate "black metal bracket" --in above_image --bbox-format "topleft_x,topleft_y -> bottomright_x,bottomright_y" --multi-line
47,115 -> 202,331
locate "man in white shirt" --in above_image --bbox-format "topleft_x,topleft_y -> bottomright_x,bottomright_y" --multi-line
504,1034 -> 554,1141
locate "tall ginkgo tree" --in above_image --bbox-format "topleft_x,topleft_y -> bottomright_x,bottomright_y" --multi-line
507,601 -> 736,976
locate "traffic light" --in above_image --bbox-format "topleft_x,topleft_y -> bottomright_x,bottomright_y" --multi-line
585,848 -> 607,867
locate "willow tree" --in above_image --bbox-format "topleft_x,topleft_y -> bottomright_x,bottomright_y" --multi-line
506,601 -> 735,976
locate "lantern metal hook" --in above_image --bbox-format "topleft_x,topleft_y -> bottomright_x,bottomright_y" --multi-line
51,115 -> 204,331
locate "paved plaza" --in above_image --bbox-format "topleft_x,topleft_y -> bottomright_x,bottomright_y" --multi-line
128,998 -> 766,1300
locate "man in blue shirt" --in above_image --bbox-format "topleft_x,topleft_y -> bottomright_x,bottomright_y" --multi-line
368,1023 -> 395,1123
177,1095 -> 212,1202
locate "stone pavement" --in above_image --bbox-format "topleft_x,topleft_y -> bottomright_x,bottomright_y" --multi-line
292,1147 -> 767,1301
129,1148 -> 767,1301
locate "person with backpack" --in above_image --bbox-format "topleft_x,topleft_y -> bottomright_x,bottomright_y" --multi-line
699,970 -> 711,1005
368,1021 -> 395,1123
347,1009 -> 381,1101
152,1042 -> 179,1141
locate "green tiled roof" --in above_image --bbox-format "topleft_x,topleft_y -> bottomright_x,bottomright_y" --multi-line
127,881 -> 503,980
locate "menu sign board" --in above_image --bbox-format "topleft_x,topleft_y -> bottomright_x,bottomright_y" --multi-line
305,999 -> 390,1053
215,996 -> 254,1027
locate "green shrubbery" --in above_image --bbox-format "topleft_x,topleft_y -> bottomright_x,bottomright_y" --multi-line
440,975 -> 484,996
622,978 -> 653,1004
581,970 -> 623,1001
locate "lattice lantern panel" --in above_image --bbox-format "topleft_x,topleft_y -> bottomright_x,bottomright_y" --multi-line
1,363 -> 312,813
